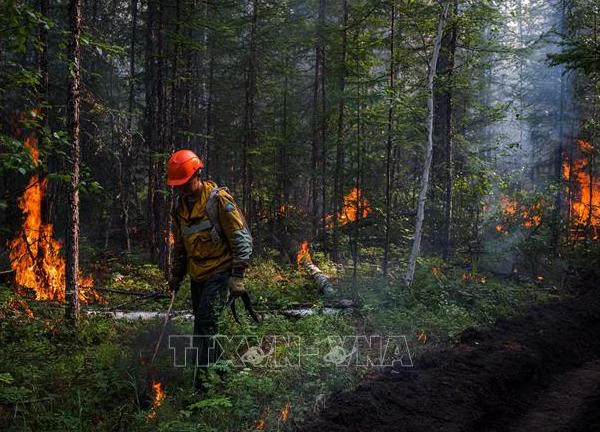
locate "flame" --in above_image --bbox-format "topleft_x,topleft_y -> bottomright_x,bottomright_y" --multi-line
563,139 -> 600,237
417,330 -> 427,344
431,267 -> 442,278
255,409 -> 268,430
500,196 -> 517,216
147,381 -> 166,421
496,194 -> 543,233
326,187 -> 371,228
462,272 -> 486,284
296,240 -> 311,268
279,402 -> 291,423
8,135 -> 98,303
9,298 -> 34,319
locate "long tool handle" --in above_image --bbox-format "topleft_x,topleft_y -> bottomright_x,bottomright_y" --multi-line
150,291 -> 176,365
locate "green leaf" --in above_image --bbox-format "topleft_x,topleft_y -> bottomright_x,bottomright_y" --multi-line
187,396 -> 232,410
0,373 -> 14,385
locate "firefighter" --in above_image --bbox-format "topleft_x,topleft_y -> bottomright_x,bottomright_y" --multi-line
166,149 -> 252,389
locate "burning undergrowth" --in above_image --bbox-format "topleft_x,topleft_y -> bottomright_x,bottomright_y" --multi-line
8,133 -> 100,307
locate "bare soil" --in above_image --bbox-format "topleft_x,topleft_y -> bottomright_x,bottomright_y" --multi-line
300,275 -> 600,432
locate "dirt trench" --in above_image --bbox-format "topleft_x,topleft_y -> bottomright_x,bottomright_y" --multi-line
300,279 -> 600,432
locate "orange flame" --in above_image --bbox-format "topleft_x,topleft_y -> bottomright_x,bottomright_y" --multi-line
296,240 -> 311,268
496,194 -> 543,233
326,187 -> 371,228
500,196 -> 517,216
462,272 -> 487,284
279,402 -> 291,423
563,139 -> 600,236
9,298 -> 34,319
8,135 -> 98,303
147,381 -> 166,421
255,409 -> 268,430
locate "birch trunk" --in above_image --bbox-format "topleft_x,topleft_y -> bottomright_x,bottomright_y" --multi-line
404,4 -> 449,288
65,0 -> 82,324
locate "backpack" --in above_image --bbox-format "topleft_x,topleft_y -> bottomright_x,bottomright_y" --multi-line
204,186 -> 250,243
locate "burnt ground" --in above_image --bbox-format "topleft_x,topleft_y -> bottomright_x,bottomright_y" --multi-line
300,277 -> 600,432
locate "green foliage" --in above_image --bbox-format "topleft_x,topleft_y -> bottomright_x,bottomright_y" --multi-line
361,256 -> 554,346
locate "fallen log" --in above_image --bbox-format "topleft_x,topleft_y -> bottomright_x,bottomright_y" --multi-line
86,302 -> 355,321
297,241 -> 335,296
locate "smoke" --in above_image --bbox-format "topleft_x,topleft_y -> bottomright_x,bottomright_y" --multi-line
480,0 -> 577,274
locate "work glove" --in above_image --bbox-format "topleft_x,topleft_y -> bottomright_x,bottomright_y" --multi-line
168,277 -> 182,294
228,276 -> 246,299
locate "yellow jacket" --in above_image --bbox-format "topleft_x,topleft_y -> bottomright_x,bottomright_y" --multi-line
171,181 -> 252,282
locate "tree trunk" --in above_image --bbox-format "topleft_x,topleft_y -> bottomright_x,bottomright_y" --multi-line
441,1 -> 457,259
351,49 -> 362,299
311,26 -> 321,238
146,0 -> 158,263
332,0 -> 348,263
242,0 -> 258,222
65,0 -> 82,324
145,0 -> 167,267
383,0 -> 395,276
281,72 -> 289,214
404,4 -> 449,288
122,0 -> 138,254
37,0 -> 49,125
319,0 -> 328,245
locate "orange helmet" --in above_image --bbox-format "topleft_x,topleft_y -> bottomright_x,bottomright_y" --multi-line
166,149 -> 204,186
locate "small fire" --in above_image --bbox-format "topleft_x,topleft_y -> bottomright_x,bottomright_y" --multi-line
325,187 -> 371,228
296,240 -> 311,268
416,330 -> 427,344
279,402 -> 291,423
8,297 -> 34,319
8,135 -> 98,303
462,272 -> 487,284
255,409 -> 268,430
431,267 -> 442,278
496,194 -> 543,233
563,139 -> 600,238
500,195 -> 517,216
147,381 -> 166,421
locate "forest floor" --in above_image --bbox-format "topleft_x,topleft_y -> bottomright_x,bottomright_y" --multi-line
300,272 -> 600,432
0,253 -> 573,431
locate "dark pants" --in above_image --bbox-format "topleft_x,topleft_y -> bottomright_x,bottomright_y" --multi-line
191,271 -> 230,371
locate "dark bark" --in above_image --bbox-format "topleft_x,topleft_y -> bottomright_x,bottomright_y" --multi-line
441,1 -> 457,259
351,49 -> 361,299
66,0 -> 82,324
121,0 -> 138,254
37,0 -> 49,126
280,71 -> 289,216
242,0 -> 258,223
145,0 -> 167,268
311,29 -> 321,238
320,0 -> 328,245
332,0 -> 348,263
383,0 -> 395,276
